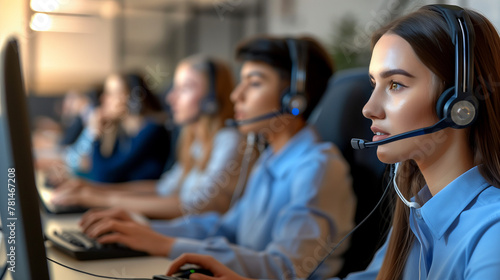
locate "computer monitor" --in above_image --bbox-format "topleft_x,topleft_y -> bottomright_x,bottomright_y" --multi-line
0,37 -> 50,279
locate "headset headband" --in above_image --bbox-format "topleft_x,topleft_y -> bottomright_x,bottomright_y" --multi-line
283,39 -> 308,115
428,4 -> 478,128
430,5 -> 475,99
200,59 -> 218,115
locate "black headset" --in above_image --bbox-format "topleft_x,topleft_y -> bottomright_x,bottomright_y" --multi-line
281,38 -> 308,116
199,59 -> 219,115
430,4 -> 478,128
126,74 -> 146,115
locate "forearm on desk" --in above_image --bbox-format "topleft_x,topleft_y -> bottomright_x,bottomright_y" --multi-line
106,194 -> 184,219
91,180 -> 158,193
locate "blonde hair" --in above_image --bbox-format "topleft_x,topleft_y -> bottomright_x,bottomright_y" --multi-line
176,56 -> 235,182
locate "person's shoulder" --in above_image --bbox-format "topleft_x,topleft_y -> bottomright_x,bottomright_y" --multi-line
140,118 -> 168,132
462,185 -> 500,230
135,121 -> 169,142
467,187 -> 500,241
299,137 -> 345,164
214,127 -> 243,142
289,141 -> 349,182
474,185 -> 500,212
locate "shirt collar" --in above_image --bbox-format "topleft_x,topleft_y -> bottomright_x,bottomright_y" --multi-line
419,165 -> 491,239
260,126 -> 320,179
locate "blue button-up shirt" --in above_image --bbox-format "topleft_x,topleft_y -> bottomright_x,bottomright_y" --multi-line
337,166 -> 500,280
151,126 -> 355,280
156,127 -> 243,214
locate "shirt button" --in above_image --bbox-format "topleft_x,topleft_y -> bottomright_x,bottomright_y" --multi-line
415,209 -> 422,219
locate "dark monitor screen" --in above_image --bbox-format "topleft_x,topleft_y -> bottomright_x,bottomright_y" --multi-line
0,37 -> 50,279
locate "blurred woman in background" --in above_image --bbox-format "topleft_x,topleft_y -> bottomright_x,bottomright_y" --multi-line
64,73 -> 170,183
53,56 -> 249,219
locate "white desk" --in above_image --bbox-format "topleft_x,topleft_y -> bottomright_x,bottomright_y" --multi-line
2,213 -> 172,280
46,243 -> 171,279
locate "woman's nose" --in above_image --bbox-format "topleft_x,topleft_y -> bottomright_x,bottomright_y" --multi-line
362,88 -> 385,121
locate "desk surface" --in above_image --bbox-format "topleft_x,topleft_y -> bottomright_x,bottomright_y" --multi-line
46,243 -> 172,279
3,213 -> 172,280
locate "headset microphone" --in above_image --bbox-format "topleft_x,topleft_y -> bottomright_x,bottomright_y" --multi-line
225,111 -> 282,127
351,118 -> 450,150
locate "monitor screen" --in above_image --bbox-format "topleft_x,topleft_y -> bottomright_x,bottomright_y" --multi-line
0,37 -> 50,280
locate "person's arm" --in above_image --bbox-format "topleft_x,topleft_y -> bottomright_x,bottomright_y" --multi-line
163,237 -> 389,280
164,157 -> 352,279
465,220 -> 500,279
63,109 -> 104,172
52,181 -> 185,219
64,127 -> 96,171
51,178 -> 158,207
53,162 -> 183,218
104,194 -> 184,219
93,180 -> 158,193
79,210 -> 232,257
80,195 -> 243,255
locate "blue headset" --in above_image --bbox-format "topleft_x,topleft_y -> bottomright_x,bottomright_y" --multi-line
281,39 -> 308,116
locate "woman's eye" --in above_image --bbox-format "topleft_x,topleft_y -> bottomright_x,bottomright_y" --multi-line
389,81 -> 405,91
250,81 -> 261,87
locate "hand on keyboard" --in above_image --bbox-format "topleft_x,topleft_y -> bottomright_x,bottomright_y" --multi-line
82,217 -> 175,257
80,207 -> 135,232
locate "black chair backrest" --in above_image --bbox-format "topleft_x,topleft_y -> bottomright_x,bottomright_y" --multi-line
308,67 -> 391,277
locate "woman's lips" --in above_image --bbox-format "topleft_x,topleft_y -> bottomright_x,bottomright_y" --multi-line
372,132 -> 390,142
234,111 -> 245,120
371,127 -> 390,142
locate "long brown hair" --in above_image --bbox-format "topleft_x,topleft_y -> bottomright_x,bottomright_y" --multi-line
176,56 -> 235,181
371,6 -> 500,279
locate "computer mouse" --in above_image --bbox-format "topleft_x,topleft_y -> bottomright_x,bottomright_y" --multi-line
152,268 -> 214,279
172,268 -> 214,278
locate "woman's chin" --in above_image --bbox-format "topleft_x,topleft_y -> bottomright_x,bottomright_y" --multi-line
376,146 -> 408,164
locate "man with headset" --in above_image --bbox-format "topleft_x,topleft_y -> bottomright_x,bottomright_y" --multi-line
80,36 -> 356,279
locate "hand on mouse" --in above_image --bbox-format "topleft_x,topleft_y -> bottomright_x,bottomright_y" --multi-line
167,253 -> 253,280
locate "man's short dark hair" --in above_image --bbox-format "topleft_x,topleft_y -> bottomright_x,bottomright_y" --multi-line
235,35 -> 335,120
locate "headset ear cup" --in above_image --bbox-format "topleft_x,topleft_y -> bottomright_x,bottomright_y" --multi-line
436,87 -> 455,119
201,60 -> 219,115
128,87 -> 143,115
201,97 -> 218,115
280,86 -> 291,113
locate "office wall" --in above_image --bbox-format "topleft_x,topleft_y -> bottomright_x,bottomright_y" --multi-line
32,18 -> 116,95
3,0 -> 499,96
0,0 -> 30,90
266,0 -> 500,44
264,0 -> 500,70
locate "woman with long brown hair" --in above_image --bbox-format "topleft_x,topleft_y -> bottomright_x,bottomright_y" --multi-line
53,56 -> 246,219
162,4 -> 500,279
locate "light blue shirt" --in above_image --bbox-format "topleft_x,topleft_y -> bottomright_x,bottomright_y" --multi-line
151,126 -> 355,280
156,127 -> 243,214
337,166 -> 500,280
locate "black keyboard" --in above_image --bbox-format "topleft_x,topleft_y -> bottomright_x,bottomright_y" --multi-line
46,230 -> 149,260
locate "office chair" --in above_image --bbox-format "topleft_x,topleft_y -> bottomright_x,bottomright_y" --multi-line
308,67 -> 391,277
